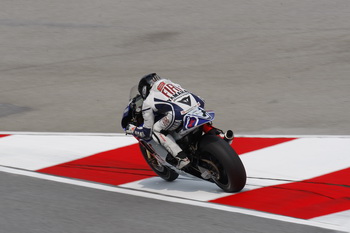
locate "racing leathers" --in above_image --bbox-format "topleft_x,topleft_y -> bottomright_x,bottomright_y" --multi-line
129,79 -> 205,169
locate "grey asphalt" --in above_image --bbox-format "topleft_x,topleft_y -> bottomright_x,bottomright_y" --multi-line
1,0 -> 350,135
1,0 -> 350,232
0,171 -> 343,233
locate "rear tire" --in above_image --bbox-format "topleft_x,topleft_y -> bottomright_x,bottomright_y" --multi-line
139,143 -> 179,182
198,135 -> 246,192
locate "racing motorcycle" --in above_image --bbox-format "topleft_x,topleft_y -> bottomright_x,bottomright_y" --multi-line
121,86 -> 246,192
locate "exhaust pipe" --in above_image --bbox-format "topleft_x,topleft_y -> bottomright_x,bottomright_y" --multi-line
224,130 -> 234,144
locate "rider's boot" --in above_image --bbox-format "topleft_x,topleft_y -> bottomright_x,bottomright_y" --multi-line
175,151 -> 190,170
166,151 -> 190,170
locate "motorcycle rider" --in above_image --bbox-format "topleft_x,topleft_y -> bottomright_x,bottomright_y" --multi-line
125,73 -> 206,170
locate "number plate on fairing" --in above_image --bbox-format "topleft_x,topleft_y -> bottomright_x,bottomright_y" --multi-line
183,108 -> 215,130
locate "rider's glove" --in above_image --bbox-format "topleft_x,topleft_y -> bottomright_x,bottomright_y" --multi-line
125,124 -> 136,135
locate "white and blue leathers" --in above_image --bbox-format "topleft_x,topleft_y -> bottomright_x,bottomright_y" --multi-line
133,79 -> 204,157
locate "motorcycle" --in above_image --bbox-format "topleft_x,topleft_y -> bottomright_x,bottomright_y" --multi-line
121,86 -> 246,192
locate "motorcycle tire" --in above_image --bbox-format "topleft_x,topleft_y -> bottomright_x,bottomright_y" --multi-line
198,134 -> 246,192
139,143 -> 179,182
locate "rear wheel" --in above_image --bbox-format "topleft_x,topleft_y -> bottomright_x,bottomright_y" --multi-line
139,143 -> 179,182
198,135 -> 246,192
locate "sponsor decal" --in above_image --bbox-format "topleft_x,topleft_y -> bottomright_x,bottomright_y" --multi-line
178,96 -> 192,106
180,102 -> 200,115
157,81 -> 165,91
161,116 -> 170,127
158,83 -> 185,99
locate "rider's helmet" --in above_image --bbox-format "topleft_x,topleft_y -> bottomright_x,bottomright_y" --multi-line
138,73 -> 161,99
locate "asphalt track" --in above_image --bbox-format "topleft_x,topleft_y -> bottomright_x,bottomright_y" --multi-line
1,0 -> 350,232
1,170 -> 342,233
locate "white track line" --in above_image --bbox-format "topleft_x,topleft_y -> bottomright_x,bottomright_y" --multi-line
0,134 -> 137,170
0,166 -> 347,233
1,131 -> 350,138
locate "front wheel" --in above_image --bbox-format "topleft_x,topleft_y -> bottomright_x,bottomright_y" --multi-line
198,135 -> 246,192
139,142 -> 179,182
